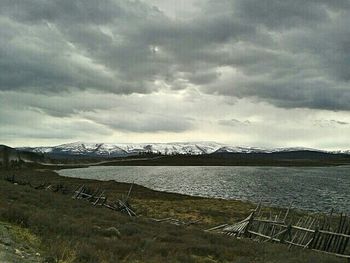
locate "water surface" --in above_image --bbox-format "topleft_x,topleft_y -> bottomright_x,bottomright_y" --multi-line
57,166 -> 350,213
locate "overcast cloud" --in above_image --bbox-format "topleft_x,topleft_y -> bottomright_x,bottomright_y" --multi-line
0,0 -> 349,149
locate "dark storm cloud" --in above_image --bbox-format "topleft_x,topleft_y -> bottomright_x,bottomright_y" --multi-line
0,0 -> 254,95
0,0 -> 163,94
0,0 -> 349,112
0,0 -> 137,25
199,1 -> 350,110
232,0 -> 349,29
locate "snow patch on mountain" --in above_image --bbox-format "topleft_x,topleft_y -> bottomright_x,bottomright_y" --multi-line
19,142 -> 349,157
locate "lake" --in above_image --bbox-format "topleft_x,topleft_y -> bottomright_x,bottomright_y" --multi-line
57,166 -> 350,213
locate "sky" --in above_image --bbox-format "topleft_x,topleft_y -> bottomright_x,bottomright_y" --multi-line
0,0 -> 350,149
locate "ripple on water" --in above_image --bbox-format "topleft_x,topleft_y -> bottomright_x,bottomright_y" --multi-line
57,165 -> 350,213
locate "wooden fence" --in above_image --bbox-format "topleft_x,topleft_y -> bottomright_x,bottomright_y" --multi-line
207,204 -> 350,259
72,184 -> 136,217
3,174 -> 137,217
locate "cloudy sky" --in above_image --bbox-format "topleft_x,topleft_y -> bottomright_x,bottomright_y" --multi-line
1,0 -> 350,149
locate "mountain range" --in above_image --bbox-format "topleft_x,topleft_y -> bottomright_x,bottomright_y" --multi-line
18,142 -> 350,158
1,142 -> 349,167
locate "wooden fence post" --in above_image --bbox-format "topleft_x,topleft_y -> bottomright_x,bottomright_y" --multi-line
308,227 -> 319,249
280,224 -> 292,244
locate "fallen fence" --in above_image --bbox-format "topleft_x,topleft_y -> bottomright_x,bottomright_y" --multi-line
72,184 -> 136,217
3,174 -> 136,217
148,217 -> 201,226
207,204 -> 350,259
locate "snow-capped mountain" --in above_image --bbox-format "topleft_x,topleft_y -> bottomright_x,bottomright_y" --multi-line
18,142 -> 348,158
20,142 -> 224,157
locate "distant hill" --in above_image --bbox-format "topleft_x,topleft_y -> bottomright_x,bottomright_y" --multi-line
92,151 -> 350,166
0,145 -> 47,168
211,150 -> 350,160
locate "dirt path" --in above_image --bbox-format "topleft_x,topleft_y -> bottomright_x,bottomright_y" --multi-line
0,222 -> 42,263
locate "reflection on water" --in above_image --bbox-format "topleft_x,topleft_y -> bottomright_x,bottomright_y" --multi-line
57,166 -> 350,213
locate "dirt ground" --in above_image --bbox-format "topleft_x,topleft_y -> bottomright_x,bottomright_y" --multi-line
0,221 -> 42,263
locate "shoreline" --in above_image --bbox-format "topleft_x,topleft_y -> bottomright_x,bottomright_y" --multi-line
56,165 -> 350,215
20,152 -> 350,169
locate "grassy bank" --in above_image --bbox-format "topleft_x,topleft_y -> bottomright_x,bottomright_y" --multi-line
0,168 -> 345,262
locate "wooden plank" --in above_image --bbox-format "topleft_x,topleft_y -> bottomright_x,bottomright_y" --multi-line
318,230 -> 350,238
93,190 -> 105,206
303,238 -> 314,249
336,215 -> 349,253
253,218 -> 285,225
256,201 -> 262,217
286,240 -> 309,248
289,217 -> 305,248
243,212 -> 255,236
314,231 -> 325,251
311,249 -> 350,259
247,230 -> 281,242
338,220 -> 350,254
283,203 -> 292,223
280,225 -> 292,244
269,215 -> 278,241
300,218 -> 316,246
73,185 -> 85,199
125,183 -> 134,202
309,228 -> 320,249
326,208 -> 334,231
263,227 -> 289,243
291,225 -> 315,233
332,214 -> 345,253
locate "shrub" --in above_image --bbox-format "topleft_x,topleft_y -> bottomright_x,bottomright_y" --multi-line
1,206 -> 29,227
